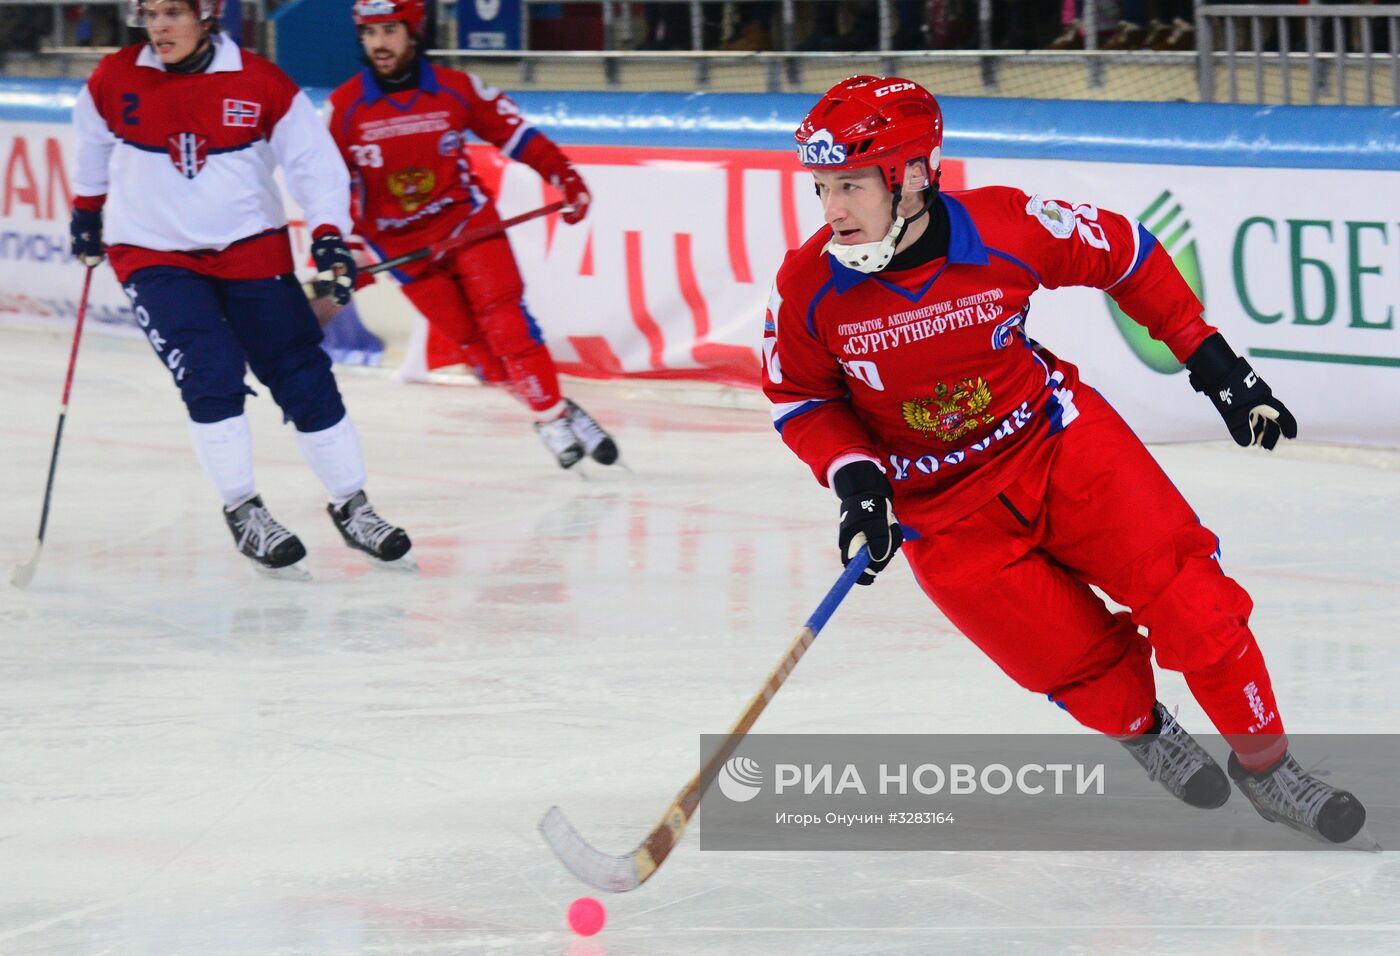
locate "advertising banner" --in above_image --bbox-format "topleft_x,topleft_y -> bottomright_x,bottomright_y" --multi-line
0,120 -> 320,338
961,158 -> 1400,442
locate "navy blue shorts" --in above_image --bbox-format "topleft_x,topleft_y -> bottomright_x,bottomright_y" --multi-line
123,268 -> 345,431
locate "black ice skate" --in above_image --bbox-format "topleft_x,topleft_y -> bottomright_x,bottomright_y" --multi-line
224,495 -> 309,580
563,399 -> 620,465
328,490 -> 414,567
1120,702 -> 1231,809
535,413 -> 585,469
1228,751 -> 1374,847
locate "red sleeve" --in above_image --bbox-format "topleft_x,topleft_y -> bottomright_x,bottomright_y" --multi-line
515,132 -> 572,182
446,69 -> 535,157
1006,188 -> 1214,363
762,260 -> 882,487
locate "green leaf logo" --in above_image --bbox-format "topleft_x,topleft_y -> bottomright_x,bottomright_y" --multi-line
1104,190 -> 1204,375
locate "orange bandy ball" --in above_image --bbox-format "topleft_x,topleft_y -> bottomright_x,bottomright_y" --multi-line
567,896 -> 606,936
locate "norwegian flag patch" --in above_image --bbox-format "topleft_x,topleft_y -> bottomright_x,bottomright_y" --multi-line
222,98 -> 261,128
167,133 -> 208,179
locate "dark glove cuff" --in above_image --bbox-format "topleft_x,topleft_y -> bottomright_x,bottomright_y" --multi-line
1185,333 -> 1239,393
833,460 -> 890,499
311,233 -> 345,253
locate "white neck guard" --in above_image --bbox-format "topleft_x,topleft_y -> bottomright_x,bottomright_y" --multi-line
823,214 -> 908,274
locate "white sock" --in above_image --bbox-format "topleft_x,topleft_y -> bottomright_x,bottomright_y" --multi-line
295,414 -> 367,505
188,415 -> 257,509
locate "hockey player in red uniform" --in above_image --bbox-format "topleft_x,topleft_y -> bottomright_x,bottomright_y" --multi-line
326,0 -> 619,470
70,0 -> 412,576
765,76 -> 1369,845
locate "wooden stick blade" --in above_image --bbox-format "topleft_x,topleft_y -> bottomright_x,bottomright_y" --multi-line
539,806 -> 644,893
11,542 -> 41,589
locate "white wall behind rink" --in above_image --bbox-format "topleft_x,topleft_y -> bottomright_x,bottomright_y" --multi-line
2,117 -> 1398,446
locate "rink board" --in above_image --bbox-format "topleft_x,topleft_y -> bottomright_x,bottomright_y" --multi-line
1,80 -> 1398,444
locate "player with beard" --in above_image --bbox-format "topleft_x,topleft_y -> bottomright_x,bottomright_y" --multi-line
327,0 -> 619,470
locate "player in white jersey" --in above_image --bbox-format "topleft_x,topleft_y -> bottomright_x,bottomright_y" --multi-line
69,0 -> 412,575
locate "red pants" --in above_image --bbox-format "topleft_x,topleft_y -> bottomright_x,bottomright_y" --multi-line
399,206 -> 562,414
903,388 -> 1286,768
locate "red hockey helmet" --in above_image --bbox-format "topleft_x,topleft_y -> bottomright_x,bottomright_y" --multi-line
127,0 -> 224,28
795,76 -> 944,192
352,0 -> 425,33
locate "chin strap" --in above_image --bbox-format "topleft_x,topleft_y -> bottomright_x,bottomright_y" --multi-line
824,186 -> 939,274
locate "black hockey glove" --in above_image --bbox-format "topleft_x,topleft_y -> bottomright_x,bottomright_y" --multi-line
70,207 -> 104,266
834,460 -> 903,586
1185,333 -> 1297,450
310,231 -> 357,306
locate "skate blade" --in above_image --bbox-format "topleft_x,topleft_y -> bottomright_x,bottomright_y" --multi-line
1259,810 -> 1384,852
366,551 -> 418,572
1342,822 -> 1383,853
249,558 -> 313,582
573,458 -> 630,481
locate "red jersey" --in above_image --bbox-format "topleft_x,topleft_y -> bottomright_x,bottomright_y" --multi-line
763,186 -> 1215,534
326,63 -> 535,263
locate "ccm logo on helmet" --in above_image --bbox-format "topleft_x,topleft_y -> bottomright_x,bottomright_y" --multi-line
797,128 -> 848,166
874,82 -> 917,97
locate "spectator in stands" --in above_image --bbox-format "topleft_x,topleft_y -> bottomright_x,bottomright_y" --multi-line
995,0 -> 1048,49
925,0 -> 971,50
1059,1 -> 1198,51
640,3 -> 690,50
1099,3 -> 1186,51
0,7 -> 52,52
1103,2 -> 1147,48
72,5 -> 94,46
887,1 -> 921,48
798,1 -> 879,52
1046,0 -> 1120,49
720,1 -> 774,51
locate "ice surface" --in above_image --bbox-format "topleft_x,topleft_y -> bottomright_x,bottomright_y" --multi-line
2,326 -> 1398,955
